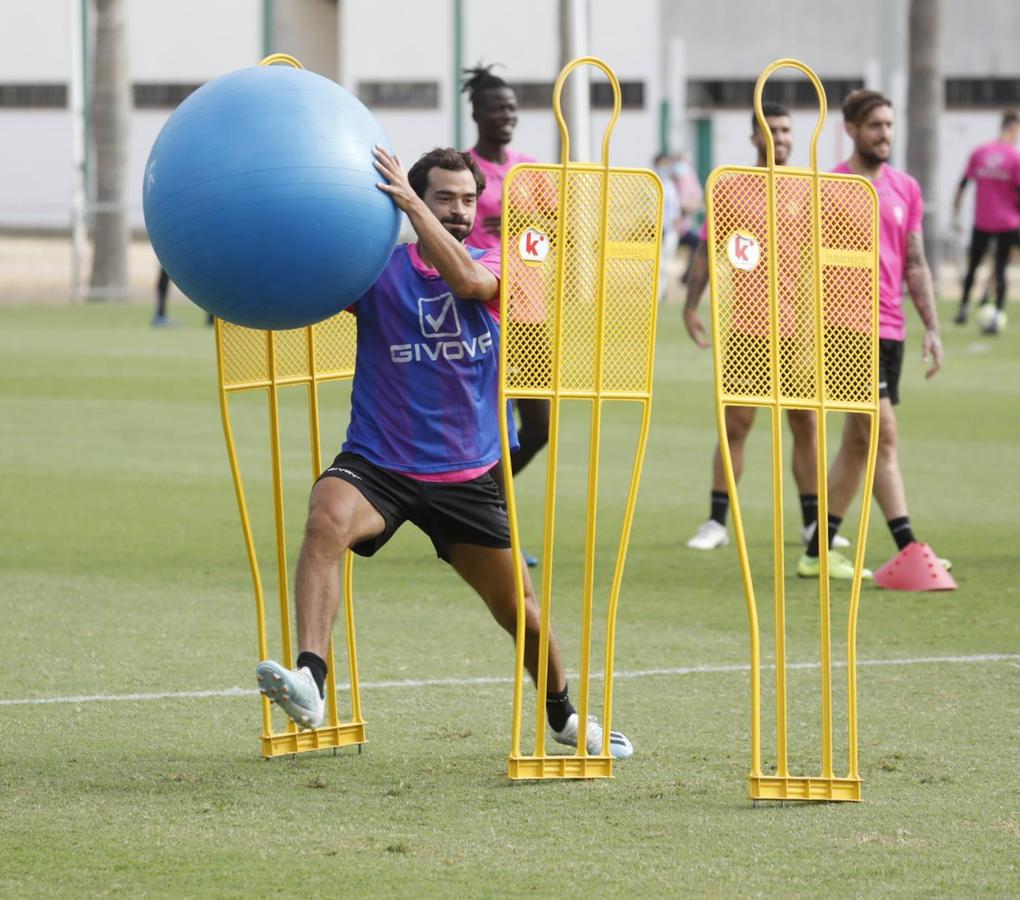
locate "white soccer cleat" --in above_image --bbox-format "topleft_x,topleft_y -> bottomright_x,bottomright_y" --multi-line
802,522 -> 850,549
686,519 -> 729,550
255,660 -> 324,730
552,712 -> 634,760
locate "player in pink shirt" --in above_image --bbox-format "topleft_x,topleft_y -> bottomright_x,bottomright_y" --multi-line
462,64 -> 547,568
683,103 -> 839,555
800,89 -> 949,579
951,111 -> 1020,332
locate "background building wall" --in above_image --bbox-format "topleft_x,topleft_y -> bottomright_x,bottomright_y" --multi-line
0,0 -> 75,229
0,0 -> 1016,236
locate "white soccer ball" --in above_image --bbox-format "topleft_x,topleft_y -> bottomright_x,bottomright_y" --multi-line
976,304 -> 1000,331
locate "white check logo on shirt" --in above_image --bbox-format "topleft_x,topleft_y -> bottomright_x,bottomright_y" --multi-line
418,293 -> 461,338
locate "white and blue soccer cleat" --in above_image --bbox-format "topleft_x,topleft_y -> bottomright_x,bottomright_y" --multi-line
255,660 -> 324,729
552,712 -> 634,760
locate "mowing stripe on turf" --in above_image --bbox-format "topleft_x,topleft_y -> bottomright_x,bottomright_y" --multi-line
1,653 -> 1017,707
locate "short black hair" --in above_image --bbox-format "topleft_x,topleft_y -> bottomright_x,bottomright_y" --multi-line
1003,110 -> 1020,129
407,148 -> 486,199
842,89 -> 892,125
752,101 -> 790,132
461,63 -> 509,109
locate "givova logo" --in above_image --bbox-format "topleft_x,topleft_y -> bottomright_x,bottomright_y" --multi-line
390,293 -> 494,364
418,293 -> 461,337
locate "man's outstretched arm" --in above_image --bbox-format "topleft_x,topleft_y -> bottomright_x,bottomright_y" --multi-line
373,146 -> 497,301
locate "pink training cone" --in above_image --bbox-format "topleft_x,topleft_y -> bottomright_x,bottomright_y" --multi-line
874,542 -> 957,591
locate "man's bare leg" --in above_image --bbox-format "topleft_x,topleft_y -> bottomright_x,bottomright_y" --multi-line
869,399 -> 908,520
448,542 -> 633,758
688,406 -> 757,549
257,477 -> 387,727
256,476 -> 382,724
294,478 -> 387,660
827,400 -> 904,520
827,412 -> 871,519
711,405 -> 757,492
786,408 -> 818,496
447,543 -> 565,691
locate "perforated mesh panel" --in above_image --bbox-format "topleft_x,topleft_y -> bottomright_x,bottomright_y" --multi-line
312,313 -> 359,380
707,166 -> 878,409
218,311 -> 358,391
501,165 -> 661,398
220,325 -> 270,388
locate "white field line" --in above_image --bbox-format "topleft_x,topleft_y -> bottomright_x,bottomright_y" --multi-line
1,653 -> 1017,708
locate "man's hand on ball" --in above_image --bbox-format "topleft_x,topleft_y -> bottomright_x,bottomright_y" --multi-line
373,146 -> 419,213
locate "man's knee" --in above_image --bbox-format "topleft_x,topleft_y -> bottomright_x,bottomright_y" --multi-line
303,501 -> 352,557
876,409 -> 899,462
724,407 -> 755,444
841,413 -> 873,456
786,409 -> 817,445
489,583 -> 538,636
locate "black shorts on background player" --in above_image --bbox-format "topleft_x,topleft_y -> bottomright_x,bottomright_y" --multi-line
878,338 -> 905,405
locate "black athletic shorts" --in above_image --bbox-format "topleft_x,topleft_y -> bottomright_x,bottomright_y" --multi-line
317,452 -> 511,563
878,338 -> 904,405
720,332 -> 807,398
506,321 -> 553,389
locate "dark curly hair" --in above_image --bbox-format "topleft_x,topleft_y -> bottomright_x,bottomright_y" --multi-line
461,62 -> 509,110
407,148 -> 486,199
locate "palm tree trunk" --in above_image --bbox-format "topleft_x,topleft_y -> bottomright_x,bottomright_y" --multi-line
906,0 -> 941,290
88,0 -> 130,300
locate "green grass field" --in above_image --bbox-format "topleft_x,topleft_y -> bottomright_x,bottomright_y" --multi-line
1,298 -> 1017,897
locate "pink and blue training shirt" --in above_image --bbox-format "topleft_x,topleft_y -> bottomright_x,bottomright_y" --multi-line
342,243 -> 516,480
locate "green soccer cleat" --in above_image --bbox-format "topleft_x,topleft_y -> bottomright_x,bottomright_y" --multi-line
797,550 -> 872,581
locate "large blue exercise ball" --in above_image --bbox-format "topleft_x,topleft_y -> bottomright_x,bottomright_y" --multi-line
143,64 -> 400,330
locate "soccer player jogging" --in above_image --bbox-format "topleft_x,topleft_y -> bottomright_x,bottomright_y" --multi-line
683,103 -> 847,553
800,89 -> 949,579
255,146 -> 633,760
461,64 -> 548,567
951,110 -> 1020,333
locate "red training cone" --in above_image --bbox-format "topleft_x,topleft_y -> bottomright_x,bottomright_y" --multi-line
873,542 -> 957,591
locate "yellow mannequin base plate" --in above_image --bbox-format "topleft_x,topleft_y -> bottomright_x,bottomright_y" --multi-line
261,721 -> 366,758
508,754 -> 613,780
750,775 -> 862,802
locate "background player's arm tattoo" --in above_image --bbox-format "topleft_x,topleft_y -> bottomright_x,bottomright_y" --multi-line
904,231 -> 940,332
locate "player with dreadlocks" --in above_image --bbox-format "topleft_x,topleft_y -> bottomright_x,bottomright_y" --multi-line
462,63 -> 546,568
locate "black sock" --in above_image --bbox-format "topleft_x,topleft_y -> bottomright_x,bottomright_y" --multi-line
296,651 -> 327,698
710,490 -> 729,526
807,514 -> 844,557
546,686 -> 576,732
887,516 -> 916,551
799,493 -> 818,529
